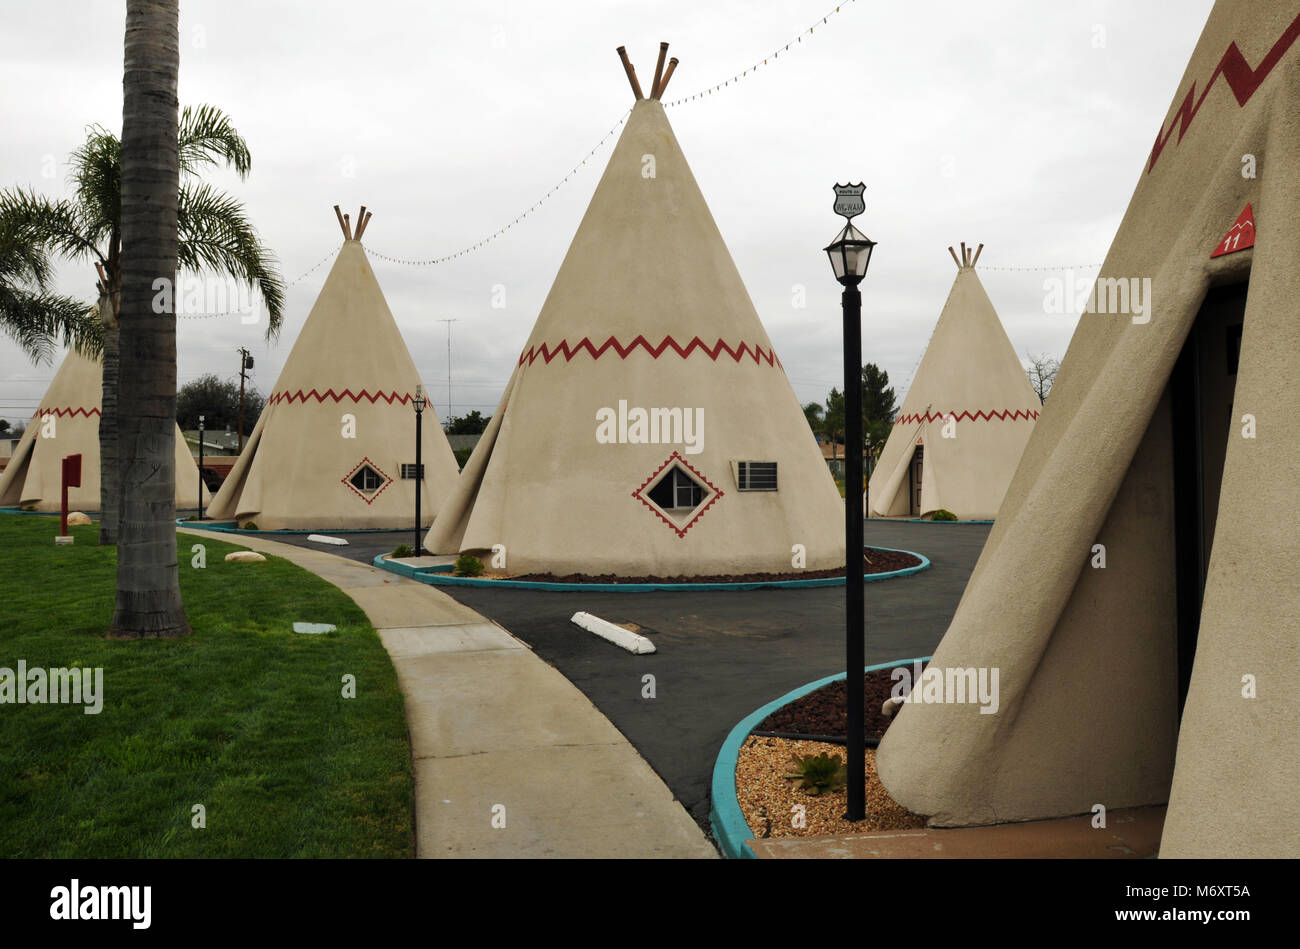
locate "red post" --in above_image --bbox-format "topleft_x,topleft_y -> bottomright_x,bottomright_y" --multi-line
60,453 -> 83,536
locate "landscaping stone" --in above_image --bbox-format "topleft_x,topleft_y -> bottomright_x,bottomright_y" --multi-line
224,550 -> 266,563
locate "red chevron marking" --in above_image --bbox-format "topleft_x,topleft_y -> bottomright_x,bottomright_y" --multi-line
518,334 -> 783,369
269,388 -> 414,407
631,450 -> 725,539
1148,11 -> 1300,172
894,409 -> 1041,425
36,406 -> 101,418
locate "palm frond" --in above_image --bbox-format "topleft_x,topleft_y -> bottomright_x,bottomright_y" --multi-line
0,188 -> 104,268
67,125 -> 120,245
179,105 -> 252,179
177,182 -> 285,339
0,285 -> 99,365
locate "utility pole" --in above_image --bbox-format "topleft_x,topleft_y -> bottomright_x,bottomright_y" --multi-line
236,348 -> 253,451
438,319 -> 458,417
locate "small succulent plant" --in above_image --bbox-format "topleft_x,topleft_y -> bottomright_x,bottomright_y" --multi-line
784,751 -> 847,795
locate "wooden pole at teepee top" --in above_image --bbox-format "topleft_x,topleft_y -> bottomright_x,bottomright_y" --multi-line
948,246 -> 962,269
650,42 -> 669,99
961,241 -> 969,267
971,243 -> 984,268
355,208 -> 373,242
342,213 -> 353,240
658,57 -> 679,98
334,204 -> 351,240
616,46 -> 644,100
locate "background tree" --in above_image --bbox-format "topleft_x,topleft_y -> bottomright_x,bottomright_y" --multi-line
862,362 -> 898,459
802,401 -> 824,440
823,387 -> 845,460
110,0 -> 186,637
1025,352 -> 1060,404
176,372 -> 264,434
444,410 -> 490,435
0,103 -> 284,543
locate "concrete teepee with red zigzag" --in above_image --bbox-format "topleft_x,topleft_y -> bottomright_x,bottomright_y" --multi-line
0,344 -> 204,512
425,44 -> 843,576
867,244 -> 1041,520
208,207 -> 459,529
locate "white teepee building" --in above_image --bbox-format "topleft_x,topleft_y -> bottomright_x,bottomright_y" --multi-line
0,347 -> 204,511
208,208 -> 459,530
867,246 -> 1041,520
877,1 -> 1300,858
425,45 -> 844,576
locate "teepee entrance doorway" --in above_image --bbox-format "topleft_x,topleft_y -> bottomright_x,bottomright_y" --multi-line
908,445 -> 924,516
1171,281 -> 1247,713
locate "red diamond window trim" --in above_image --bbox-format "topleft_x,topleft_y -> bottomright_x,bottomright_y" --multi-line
631,450 -> 724,538
341,457 -> 394,505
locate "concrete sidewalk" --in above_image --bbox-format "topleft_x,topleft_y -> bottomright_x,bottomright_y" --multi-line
179,528 -> 717,859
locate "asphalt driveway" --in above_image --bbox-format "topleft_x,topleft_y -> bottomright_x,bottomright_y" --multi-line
268,520 -> 991,831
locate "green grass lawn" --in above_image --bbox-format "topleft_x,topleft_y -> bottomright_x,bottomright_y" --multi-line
0,514 -> 411,857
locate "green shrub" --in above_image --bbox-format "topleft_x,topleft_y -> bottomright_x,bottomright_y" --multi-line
391,544 -> 415,558
784,751 -> 847,796
453,447 -> 474,469
454,553 -> 484,577
930,509 -> 958,521
240,520 -> 259,531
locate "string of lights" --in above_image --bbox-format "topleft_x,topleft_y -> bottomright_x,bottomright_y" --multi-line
979,262 -> 1102,271
663,0 -> 858,107
366,110 -> 632,267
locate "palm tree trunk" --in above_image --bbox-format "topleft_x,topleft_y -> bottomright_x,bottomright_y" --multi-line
111,0 -> 188,638
97,295 -> 119,545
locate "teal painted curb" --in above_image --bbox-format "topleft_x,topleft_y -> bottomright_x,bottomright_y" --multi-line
176,518 -> 401,535
709,655 -> 933,860
372,545 -> 931,593
899,518 -> 993,525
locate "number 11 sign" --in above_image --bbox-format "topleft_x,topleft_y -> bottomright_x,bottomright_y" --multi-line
1210,203 -> 1256,259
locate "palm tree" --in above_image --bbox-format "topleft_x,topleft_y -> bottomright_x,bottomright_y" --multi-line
0,221 -> 99,363
0,106 -> 284,543
109,0 -> 186,637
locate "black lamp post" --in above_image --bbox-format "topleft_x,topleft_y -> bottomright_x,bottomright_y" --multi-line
824,184 -> 876,821
412,385 -> 426,557
197,413 -> 205,520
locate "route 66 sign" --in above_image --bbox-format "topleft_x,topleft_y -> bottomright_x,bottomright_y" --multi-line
833,183 -> 866,220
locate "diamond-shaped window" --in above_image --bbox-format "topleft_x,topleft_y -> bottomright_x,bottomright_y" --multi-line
632,452 -> 723,538
342,458 -> 393,504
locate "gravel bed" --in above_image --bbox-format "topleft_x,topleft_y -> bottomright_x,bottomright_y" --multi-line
736,735 -> 926,840
755,662 -> 929,740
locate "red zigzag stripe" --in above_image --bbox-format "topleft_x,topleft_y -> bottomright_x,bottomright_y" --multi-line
268,388 -> 414,406
519,334 -> 783,368
1148,11 -> 1300,172
37,407 -> 101,418
895,409 -> 1040,424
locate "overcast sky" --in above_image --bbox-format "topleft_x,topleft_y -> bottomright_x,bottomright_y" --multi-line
0,0 -> 1215,427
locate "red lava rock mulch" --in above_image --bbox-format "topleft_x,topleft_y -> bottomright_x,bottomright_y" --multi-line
509,547 -> 922,585
755,662 -> 929,741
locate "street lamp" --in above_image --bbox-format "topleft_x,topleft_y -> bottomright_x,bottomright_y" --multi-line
197,414 -> 206,520
412,385 -> 427,557
824,183 -> 876,822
